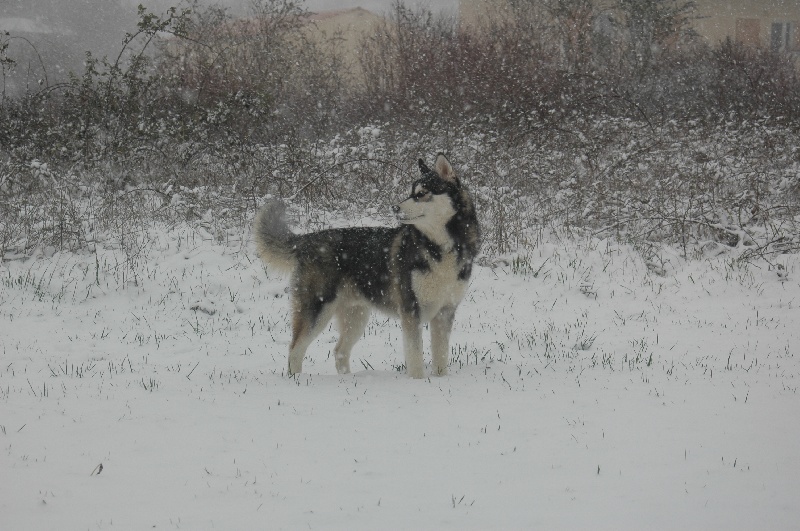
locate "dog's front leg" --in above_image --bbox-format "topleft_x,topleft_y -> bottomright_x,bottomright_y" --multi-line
401,313 -> 424,379
430,306 -> 455,376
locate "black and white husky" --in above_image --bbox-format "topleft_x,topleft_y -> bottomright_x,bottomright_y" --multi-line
253,153 -> 480,378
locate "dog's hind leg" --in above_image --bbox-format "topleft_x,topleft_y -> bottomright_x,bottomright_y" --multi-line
430,306 -> 455,376
333,305 -> 369,375
288,302 -> 335,376
401,313 -> 424,379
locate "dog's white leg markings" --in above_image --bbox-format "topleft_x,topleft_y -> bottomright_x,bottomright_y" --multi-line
430,306 -> 455,376
287,333 -> 310,376
288,302 -> 335,376
334,305 -> 369,374
401,313 -> 425,379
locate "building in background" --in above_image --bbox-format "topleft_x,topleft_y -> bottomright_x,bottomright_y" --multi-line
693,0 -> 800,51
307,7 -> 384,83
459,0 -> 800,51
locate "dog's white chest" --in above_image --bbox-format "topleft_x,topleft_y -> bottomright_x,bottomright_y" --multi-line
411,253 -> 468,320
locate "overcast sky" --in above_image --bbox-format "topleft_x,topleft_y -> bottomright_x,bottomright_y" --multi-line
213,0 -> 459,16
0,0 -> 461,56
301,0 -> 457,14
0,0 -> 461,95
135,0 -> 461,17
0,0 -> 460,20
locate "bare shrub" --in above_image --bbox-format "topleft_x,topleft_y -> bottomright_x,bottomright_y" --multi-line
155,0 -> 344,139
2,0 -> 800,265
710,39 -> 800,119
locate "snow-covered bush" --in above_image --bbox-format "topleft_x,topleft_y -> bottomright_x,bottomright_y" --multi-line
1,1 -> 799,263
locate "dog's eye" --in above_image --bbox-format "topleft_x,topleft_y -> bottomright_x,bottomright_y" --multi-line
413,190 -> 430,201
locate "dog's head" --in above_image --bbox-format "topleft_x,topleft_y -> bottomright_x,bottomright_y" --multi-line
394,153 -> 461,243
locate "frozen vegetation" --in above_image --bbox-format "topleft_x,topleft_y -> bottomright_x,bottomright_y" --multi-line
2,217 -> 799,529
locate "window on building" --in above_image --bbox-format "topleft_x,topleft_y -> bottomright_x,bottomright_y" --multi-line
771,22 -> 794,52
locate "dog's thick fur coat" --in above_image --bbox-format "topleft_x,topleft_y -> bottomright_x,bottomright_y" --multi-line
253,154 -> 480,378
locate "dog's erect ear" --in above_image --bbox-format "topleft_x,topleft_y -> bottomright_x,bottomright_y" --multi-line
418,158 -> 431,175
434,153 -> 458,184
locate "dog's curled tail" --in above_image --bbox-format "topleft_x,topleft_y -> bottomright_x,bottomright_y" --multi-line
253,200 -> 297,273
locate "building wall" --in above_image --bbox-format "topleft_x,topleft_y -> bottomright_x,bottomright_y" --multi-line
306,8 -> 384,84
692,0 -> 800,49
459,0 -> 800,50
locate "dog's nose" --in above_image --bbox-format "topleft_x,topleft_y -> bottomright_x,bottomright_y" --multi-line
392,205 -> 400,214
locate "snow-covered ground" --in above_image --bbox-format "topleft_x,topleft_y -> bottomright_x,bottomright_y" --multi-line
2,219 -> 799,530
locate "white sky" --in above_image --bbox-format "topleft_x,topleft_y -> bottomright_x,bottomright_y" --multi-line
0,0 -> 461,87
223,0 -> 460,16
305,0 -> 458,14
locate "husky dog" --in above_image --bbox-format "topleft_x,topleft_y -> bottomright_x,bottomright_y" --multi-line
253,153 -> 480,378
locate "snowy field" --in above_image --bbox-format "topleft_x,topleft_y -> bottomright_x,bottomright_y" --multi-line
2,218 -> 799,530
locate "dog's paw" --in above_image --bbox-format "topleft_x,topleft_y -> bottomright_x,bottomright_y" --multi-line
288,359 -> 303,376
407,367 -> 425,379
